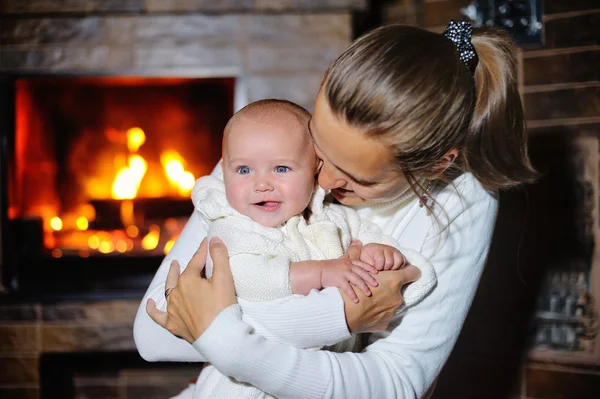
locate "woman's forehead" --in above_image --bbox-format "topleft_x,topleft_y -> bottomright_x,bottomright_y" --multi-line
311,94 -> 395,181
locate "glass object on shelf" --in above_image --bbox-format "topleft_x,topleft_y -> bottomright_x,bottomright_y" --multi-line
531,269 -> 598,352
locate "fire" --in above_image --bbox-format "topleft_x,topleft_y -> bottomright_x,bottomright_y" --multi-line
110,130 -> 195,200
161,150 -> 196,196
76,216 -> 89,231
50,217 -> 63,231
126,127 -> 146,152
164,237 -> 177,255
112,155 -> 148,200
111,128 -> 148,200
141,225 -> 160,250
11,77 -> 228,260
39,126 -> 197,256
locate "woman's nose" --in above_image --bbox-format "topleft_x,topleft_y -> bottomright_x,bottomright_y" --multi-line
317,161 -> 346,190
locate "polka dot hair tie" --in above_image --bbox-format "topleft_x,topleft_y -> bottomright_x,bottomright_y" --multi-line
443,20 -> 479,75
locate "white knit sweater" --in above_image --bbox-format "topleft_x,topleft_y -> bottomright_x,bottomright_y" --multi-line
133,163 -> 498,399
189,175 -> 437,398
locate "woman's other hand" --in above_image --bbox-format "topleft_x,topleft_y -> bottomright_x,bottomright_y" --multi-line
146,237 -> 236,343
342,239 -> 421,333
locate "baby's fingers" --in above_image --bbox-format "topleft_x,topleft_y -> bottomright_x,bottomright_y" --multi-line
339,280 -> 359,303
383,249 -> 396,270
392,251 -> 407,270
351,266 -> 378,287
351,259 -> 378,274
346,271 -> 372,298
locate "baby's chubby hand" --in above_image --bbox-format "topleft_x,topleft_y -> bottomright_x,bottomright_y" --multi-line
359,243 -> 407,271
320,258 -> 379,303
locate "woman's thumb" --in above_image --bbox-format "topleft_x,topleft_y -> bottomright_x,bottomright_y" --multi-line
208,237 -> 234,285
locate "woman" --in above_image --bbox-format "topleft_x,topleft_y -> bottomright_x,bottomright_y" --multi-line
135,21 -> 536,398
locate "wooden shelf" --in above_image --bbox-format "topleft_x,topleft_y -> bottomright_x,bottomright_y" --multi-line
529,348 -> 600,367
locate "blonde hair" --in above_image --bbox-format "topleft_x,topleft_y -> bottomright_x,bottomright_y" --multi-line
321,24 -> 537,192
224,99 -> 311,139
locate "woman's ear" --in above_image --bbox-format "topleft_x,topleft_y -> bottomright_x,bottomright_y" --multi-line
316,158 -> 324,173
434,149 -> 459,176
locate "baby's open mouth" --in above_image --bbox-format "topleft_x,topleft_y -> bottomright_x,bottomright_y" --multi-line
253,201 -> 281,212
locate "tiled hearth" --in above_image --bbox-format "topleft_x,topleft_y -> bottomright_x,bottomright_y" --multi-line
0,1 -> 362,397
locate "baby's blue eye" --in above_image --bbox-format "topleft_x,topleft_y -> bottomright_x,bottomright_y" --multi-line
237,166 -> 251,175
275,166 -> 290,173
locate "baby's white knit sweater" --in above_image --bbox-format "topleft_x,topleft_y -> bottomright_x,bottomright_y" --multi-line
190,175 -> 436,398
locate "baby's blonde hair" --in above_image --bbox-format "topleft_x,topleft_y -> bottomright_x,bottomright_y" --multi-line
224,99 -> 311,140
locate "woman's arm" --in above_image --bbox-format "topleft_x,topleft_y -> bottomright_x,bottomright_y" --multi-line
134,212 -> 351,361
192,184 -> 498,398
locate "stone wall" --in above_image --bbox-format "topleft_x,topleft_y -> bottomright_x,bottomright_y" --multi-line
0,0 -> 363,111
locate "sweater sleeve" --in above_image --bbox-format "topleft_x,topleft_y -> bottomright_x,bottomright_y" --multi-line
192,183 -> 498,398
133,211 -> 351,362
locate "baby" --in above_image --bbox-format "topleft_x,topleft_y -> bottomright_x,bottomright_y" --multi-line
190,99 -> 436,398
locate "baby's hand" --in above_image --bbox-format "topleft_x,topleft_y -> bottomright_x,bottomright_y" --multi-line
360,243 -> 407,271
320,259 -> 379,303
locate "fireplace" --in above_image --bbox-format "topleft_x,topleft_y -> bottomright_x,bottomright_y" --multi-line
1,75 -> 234,296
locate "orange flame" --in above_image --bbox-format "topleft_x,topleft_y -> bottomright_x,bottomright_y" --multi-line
160,150 -> 195,196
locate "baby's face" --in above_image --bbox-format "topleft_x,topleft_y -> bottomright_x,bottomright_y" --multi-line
222,114 -> 317,227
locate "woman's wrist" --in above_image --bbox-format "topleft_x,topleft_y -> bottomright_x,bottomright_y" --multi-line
193,303 -> 243,347
193,303 -> 248,374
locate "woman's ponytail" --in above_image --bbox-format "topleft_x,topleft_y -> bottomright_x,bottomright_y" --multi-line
464,28 -> 538,190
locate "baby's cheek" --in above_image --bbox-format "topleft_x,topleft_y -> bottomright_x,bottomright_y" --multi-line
296,179 -> 316,208
225,186 -> 246,214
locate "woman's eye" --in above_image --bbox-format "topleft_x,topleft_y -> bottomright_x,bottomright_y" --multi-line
237,166 -> 251,175
275,166 -> 290,173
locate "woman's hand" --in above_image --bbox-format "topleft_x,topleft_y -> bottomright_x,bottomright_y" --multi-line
342,241 -> 421,333
146,237 -> 236,343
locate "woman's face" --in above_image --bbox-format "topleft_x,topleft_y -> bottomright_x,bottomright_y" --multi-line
310,91 -> 410,206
